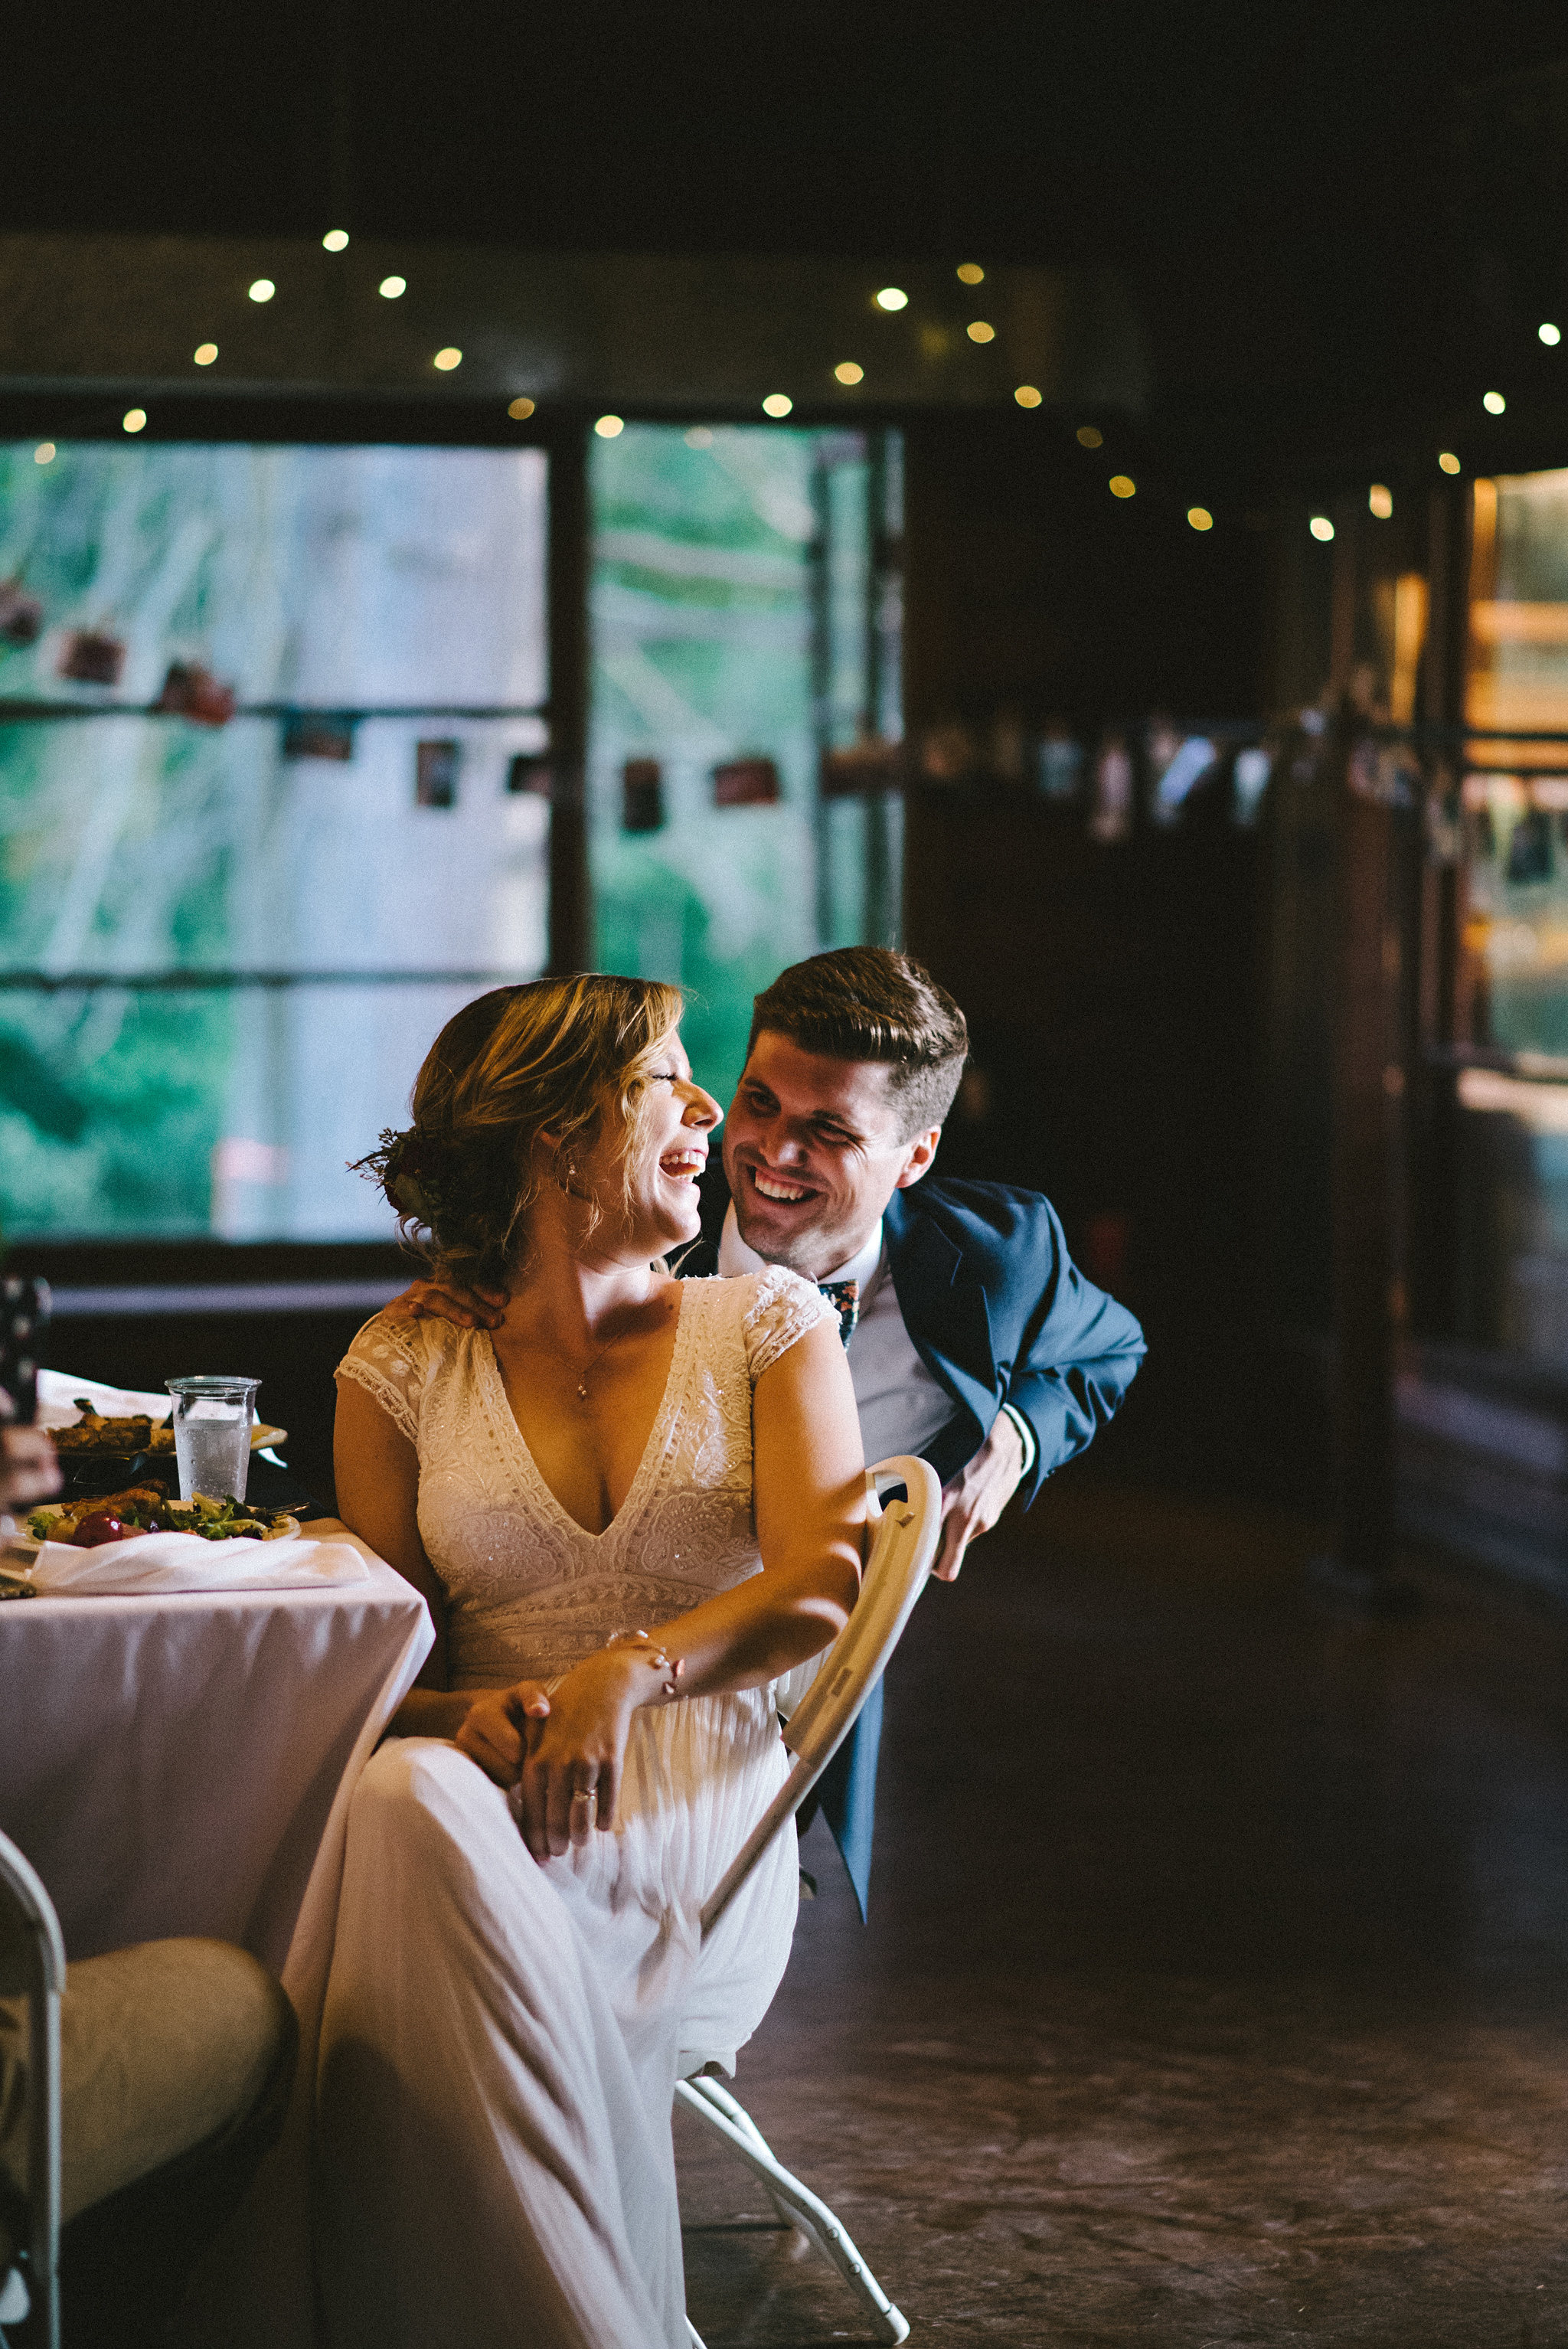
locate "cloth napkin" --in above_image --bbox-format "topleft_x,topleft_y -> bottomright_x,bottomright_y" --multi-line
37,1369 -> 172,1429
28,1530 -> 370,1596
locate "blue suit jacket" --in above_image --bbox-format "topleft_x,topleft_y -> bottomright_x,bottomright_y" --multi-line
678,1168 -> 1146,1913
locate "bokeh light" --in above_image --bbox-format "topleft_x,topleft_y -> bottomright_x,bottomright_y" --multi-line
1076,425 -> 1103,448
1482,390 -> 1506,414
1369,484 -> 1393,518
122,409 -> 147,434
507,396 -> 535,420
874,287 -> 907,312
378,276 -> 407,299
1109,475 -> 1136,499
1439,451 -> 1462,474
1187,507 -> 1214,531
322,230 -> 349,253
193,343 -> 218,367
594,415 -> 625,438
1014,384 -> 1042,408
762,394 -> 793,417
33,443 -> 54,466
1309,515 -> 1334,541
834,362 -> 864,384
247,279 -> 275,304
433,348 -> 462,371
956,263 -> 985,284
966,321 -> 995,343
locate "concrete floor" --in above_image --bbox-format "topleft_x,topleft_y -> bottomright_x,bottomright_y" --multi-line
678,1485 -> 1568,2347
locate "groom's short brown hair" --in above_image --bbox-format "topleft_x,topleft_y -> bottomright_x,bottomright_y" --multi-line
748,948 -> 969,1139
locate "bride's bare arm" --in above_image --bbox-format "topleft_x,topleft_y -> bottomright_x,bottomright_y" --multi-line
513,1318 -> 864,1857
334,1379 -> 501,1741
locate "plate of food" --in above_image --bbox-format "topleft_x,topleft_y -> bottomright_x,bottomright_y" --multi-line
51,1404 -> 288,1455
22,1485 -> 301,1553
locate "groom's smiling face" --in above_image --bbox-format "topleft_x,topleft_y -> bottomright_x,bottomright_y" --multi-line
722,1030 -> 940,1281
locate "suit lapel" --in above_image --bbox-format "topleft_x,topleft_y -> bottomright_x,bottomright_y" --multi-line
885,1191 -> 998,1423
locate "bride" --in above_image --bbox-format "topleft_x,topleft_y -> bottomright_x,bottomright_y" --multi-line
318,975 -> 866,2349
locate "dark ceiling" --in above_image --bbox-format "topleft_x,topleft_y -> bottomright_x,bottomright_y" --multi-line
3,2 -> 1567,478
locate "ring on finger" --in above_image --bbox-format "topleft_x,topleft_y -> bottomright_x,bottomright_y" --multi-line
569,1785 -> 598,1832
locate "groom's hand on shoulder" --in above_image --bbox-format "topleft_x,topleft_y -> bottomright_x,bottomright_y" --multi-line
385,1279 -> 508,1331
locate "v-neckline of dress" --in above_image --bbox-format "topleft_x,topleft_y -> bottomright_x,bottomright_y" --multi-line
481,1283 -> 694,1544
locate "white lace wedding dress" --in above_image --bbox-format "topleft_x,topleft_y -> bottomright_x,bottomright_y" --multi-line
317,1267 -> 834,2349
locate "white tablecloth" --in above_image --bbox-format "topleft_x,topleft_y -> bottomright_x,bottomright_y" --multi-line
0,1522 -> 433,2347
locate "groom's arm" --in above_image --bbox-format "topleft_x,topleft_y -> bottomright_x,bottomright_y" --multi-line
998,1196 -> 1146,1507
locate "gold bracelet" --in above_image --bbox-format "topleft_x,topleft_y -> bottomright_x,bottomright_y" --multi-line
604,1627 -> 684,1697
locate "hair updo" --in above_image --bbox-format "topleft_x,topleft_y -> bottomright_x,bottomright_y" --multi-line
355,974 -> 686,1290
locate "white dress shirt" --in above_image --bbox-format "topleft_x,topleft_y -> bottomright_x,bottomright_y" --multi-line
716,1204 -> 1036,1477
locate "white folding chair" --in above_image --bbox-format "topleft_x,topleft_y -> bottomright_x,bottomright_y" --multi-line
0,1833 -> 65,2349
678,1454 -> 942,2349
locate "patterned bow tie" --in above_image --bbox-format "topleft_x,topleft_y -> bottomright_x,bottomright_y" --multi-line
818,1279 -> 860,1348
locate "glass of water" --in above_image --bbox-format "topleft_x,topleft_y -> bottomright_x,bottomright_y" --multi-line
165,1377 -> 261,1504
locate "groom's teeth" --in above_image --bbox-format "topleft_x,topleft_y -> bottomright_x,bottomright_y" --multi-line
753,1171 -> 811,1202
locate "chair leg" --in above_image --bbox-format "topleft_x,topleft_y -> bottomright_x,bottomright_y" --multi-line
674,2077 -> 910,2346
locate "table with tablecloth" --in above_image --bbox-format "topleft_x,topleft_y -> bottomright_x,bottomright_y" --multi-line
0,1524 -> 433,2347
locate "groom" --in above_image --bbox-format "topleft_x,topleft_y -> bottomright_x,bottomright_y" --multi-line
400,946 -> 1145,1911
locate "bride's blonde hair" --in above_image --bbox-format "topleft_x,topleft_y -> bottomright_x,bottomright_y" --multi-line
358,975 -> 686,1289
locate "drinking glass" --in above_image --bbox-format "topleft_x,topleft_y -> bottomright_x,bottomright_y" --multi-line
165,1377 -> 261,1503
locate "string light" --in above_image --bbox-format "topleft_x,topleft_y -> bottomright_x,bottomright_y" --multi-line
762,393 -> 792,417
378,276 -> 407,299
433,348 -> 462,371
1483,390 -> 1506,414
1076,425 -> 1103,448
1540,322 -> 1562,346
1439,451 -> 1462,474
508,396 -> 535,420
834,362 -> 864,384
1309,515 -> 1334,541
874,286 -> 907,311
1369,484 -> 1393,518
1187,507 -> 1214,531
594,415 -> 625,438
247,279 -> 275,304
33,443 -> 55,466
1014,384 -> 1042,407
322,230 -> 349,252
1109,475 -> 1135,499
956,263 -> 985,284
966,321 -> 995,343
193,344 -> 218,366
122,409 -> 147,434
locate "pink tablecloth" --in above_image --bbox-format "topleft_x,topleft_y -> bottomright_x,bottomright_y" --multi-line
0,1521 -> 433,2347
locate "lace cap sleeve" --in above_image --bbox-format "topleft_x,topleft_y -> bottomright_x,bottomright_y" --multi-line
335,1312 -> 431,1448
740,1265 -> 834,1384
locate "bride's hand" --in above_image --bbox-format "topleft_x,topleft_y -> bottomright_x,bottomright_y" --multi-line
455,1681 -> 553,1785
510,1651 -> 644,1863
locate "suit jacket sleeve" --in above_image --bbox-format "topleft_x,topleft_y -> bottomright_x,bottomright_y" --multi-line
996,1196 -> 1146,1506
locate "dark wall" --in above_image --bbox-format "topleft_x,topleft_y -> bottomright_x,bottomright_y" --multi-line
905,793 -> 1277,1496
903,414 -> 1277,742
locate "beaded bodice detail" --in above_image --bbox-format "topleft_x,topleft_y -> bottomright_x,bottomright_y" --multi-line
337,1269 -> 831,1688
